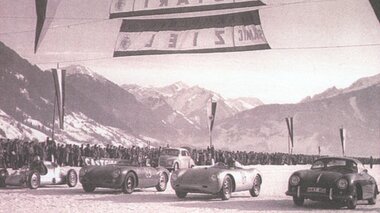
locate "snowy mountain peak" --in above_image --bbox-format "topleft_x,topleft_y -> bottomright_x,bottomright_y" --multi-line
64,65 -> 107,82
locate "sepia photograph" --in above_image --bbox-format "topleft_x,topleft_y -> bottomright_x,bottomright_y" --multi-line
0,0 -> 379,212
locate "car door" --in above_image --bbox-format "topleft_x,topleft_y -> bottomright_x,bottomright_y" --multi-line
231,168 -> 252,191
356,165 -> 374,199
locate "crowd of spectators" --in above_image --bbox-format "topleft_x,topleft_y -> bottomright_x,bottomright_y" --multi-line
0,138 -> 378,169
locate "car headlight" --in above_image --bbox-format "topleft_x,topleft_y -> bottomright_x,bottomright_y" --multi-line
112,169 -> 121,178
290,175 -> 301,186
337,178 -> 348,190
171,173 -> 178,181
210,174 -> 218,182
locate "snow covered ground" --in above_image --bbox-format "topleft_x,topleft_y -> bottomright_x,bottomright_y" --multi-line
0,165 -> 379,213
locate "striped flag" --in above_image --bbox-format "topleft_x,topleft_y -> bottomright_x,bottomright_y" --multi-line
369,0 -> 380,23
34,0 -> 61,53
285,117 -> 294,148
339,128 -> 346,156
109,0 -> 265,18
114,10 -> 270,57
52,69 -> 66,129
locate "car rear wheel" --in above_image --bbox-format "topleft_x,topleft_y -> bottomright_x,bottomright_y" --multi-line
293,196 -> 305,206
27,171 -> 40,189
67,169 -> 78,187
175,190 -> 187,198
155,172 -> 167,192
220,175 -> 232,200
347,186 -> 358,209
368,186 -> 377,205
249,175 -> 261,197
82,183 -> 96,192
122,173 -> 136,194
0,169 -> 8,188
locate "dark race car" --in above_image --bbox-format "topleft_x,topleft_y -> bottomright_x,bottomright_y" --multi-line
79,160 -> 169,194
286,157 -> 379,209
0,160 -> 77,189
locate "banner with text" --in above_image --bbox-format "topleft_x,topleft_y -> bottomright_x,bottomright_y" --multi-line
110,0 -> 265,18
113,10 -> 270,57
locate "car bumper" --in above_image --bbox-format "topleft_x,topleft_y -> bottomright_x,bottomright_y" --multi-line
172,182 -> 220,194
80,176 -> 123,188
286,186 -> 353,202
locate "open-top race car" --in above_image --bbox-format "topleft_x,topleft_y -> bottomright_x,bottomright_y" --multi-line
170,160 -> 262,200
286,157 -> 379,209
0,160 -> 78,189
79,160 -> 170,194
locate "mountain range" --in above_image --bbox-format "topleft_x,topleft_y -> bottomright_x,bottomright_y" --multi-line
0,41 -> 379,157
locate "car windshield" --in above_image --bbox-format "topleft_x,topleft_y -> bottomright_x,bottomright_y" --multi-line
161,149 -> 179,156
311,159 -> 358,172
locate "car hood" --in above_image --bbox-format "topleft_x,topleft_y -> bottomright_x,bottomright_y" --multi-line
174,167 -> 222,184
293,169 -> 344,187
84,164 -> 121,176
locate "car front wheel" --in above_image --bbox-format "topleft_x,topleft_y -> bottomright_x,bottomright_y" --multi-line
27,171 -> 40,189
175,190 -> 187,198
67,169 -> 78,187
293,196 -> 304,206
82,183 -> 96,192
122,173 -> 136,194
155,172 -> 167,192
249,175 -> 261,197
347,186 -> 358,209
220,175 -> 232,200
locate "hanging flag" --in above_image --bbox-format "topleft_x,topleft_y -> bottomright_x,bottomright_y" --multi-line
207,99 -> 217,132
369,0 -> 380,23
114,10 -> 270,57
34,0 -> 61,53
109,0 -> 265,18
285,117 -> 294,148
318,146 -> 321,156
52,69 -> 66,129
339,128 -> 346,156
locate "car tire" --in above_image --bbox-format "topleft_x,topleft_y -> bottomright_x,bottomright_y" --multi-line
220,175 -> 232,200
27,171 -> 40,189
0,169 -> 8,188
249,175 -> 261,197
368,186 -> 377,205
173,163 -> 179,172
155,172 -> 167,192
347,186 -> 358,209
82,183 -> 96,192
293,196 -> 304,206
122,173 -> 136,194
175,190 -> 187,198
66,169 -> 78,187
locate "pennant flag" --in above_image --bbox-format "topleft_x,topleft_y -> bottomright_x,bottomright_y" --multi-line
207,99 -> 217,132
109,0 -> 265,18
369,0 -> 380,23
339,128 -> 346,156
114,10 -> 270,57
34,0 -> 61,53
285,117 -> 294,148
52,69 -> 66,129
318,146 -> 321,156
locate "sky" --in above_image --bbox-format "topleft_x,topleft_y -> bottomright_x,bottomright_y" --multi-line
0,0 -> 379,104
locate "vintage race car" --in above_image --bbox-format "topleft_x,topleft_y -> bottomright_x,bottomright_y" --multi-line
79,160 -> 170,194
286,157 -> 379,209
158,148 -> 195,172
170,161 -> 262,200
0,161 -> 77,189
